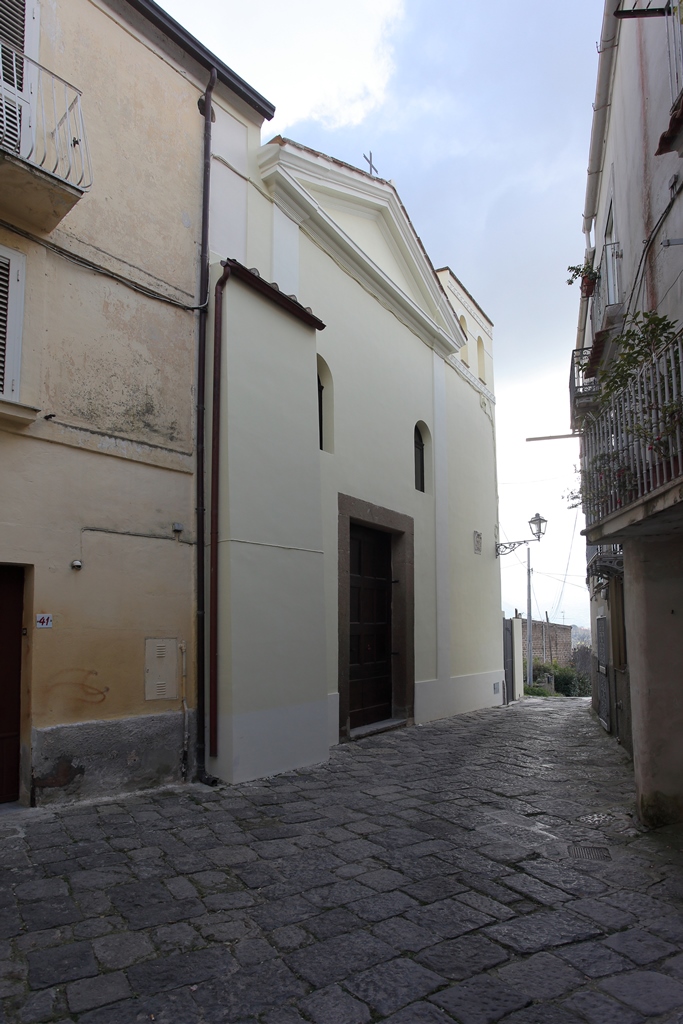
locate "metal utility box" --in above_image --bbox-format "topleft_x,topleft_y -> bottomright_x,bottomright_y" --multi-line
144,638 -> 178,700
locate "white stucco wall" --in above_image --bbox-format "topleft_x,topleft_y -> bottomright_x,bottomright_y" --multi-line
208,275 -> 328,784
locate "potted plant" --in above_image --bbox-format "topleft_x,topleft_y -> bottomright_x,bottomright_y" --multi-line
567,262 -> 599,298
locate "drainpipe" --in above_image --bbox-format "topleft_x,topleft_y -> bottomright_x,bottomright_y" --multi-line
195,67 -> 218,786
576,1 -> 619,350
209,261 -> 232,757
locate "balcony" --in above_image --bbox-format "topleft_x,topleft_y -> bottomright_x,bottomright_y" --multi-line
569,347 -> 600,430
581,331 -> 683,531
0,40 -> 92,232
586,544 -> 624,584
589,242 -> 623,344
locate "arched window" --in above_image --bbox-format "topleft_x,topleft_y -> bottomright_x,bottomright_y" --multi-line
477,336 -> 486,383
414,425 -> 425,492
317,355 -> 334,453
317,375 -> 324,449
459,315 -> 469,366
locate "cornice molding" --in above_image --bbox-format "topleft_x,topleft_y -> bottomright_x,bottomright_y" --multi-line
447,354 -> 496,405
444,280 -> 493,342
258,143 -> 463,359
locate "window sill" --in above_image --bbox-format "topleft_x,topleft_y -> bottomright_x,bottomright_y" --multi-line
0,398 -> 40,426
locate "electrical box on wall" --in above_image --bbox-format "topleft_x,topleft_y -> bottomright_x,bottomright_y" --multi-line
144,638 -> 178,700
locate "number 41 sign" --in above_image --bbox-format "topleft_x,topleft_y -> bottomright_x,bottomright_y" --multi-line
36,614 -> 53,628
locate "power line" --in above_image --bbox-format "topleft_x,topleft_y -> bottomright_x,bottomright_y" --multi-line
551,508 -> 579,618
535,571 -> 587,591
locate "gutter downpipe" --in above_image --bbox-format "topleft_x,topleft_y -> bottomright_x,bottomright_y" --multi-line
209,262 -> 232,759
576,1 -> 620,350
195,67 -> 218,786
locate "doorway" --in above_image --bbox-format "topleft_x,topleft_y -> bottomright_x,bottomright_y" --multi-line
0,565 -> 23,803
338,494 -> 414,741
350,524 -> 392,728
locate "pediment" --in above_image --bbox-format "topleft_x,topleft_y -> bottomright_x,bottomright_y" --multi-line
304,186 -> 423,305
257,138 -> 465,356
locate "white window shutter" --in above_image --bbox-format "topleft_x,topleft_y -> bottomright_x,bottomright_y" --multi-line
0,0 -> 26,51
0,255 -> 9,396
0,244 -> 26,401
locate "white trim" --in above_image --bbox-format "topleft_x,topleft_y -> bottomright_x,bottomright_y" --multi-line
25,1 -> 40,61
433,352 -> 452,689
444,279 -> 493,341
258,143 -> 464,359
447,352 -> 496,404
0,242 -> 26,403
415,669 -> 506,723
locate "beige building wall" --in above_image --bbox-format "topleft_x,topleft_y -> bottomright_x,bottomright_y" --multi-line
0,0 -> 269,803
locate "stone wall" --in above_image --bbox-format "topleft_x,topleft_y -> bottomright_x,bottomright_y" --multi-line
520,618 -> 573,666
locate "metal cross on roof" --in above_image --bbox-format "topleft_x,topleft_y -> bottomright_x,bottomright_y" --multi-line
363,151 -> 377,176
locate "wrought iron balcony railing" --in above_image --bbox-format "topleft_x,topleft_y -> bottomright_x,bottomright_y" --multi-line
581,332 -> 683,528
586,544 -> 624,582
0,38 -> 92,189
569,347 -> 600,430
590,242 -> 622,341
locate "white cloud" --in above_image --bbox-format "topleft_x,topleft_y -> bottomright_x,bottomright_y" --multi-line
158,0 -> 404,135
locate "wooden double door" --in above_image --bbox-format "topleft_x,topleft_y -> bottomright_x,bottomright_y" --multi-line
349,524 -> 392,729
0,566 -> 23,803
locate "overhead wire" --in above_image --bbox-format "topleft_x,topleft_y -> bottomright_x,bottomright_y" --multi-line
0,218 -> 207,311
551,508 -> 579,619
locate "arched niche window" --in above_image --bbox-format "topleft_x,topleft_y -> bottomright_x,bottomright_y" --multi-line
317,354 -> 334,453
414,421 -> 432,493
414,425 -> 425,491
459,315 -> 469,366
477,336 -> 486,383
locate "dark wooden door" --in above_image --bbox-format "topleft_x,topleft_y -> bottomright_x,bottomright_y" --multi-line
503,618 -> 513,704
0,566 -> 23,803
349,525 -> 392,729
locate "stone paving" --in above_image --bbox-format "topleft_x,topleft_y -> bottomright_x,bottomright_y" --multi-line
2,697 -> 683,1024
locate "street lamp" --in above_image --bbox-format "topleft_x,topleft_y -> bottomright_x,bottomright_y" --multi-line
496,512 -> 547,556
496,513 -> 548,691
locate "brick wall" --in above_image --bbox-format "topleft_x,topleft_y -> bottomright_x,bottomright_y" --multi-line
520,618 -> 573,666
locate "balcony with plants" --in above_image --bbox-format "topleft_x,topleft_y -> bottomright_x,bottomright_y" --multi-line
576,312 -> 683,536
0,37 -> 92,231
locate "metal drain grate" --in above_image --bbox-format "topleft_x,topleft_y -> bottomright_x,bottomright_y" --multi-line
568,845 -> 611,861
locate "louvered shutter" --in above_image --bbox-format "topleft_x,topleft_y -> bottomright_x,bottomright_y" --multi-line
0,244 -> 26,401
0,0 -> 26,51
0,254 -> 9,396
0,0 -> 26,152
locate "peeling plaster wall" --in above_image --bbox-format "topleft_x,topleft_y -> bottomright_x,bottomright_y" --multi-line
32,711 -> 195,805
0,0 -> 261,804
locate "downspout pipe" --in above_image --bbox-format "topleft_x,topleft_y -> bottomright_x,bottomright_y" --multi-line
583,3 -> 620,236
575,1 -> 620,350
195,67 -> 218,786
209,262 -> 232,758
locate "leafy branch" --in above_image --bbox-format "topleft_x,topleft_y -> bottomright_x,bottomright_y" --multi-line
567,261 -> 598,286
598,311 -> 679,403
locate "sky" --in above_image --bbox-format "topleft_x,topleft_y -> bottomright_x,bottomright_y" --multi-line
160,0 -> 604,627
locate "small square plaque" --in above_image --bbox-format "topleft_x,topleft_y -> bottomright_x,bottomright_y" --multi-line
36,614 -> 53,628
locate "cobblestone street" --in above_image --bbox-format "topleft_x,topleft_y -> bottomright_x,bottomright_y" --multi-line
2,698 -> 683,1024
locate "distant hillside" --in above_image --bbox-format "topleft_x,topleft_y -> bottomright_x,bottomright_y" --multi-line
572,625 -> 591,647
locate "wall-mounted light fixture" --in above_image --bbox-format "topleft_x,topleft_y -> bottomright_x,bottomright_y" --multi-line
496,514 -> 548,692
496,513 -> 547,556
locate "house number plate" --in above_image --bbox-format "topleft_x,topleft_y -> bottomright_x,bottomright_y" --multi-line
36,614 -> 53,628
